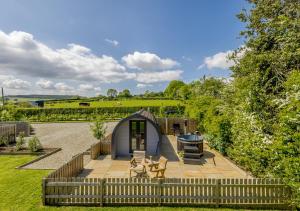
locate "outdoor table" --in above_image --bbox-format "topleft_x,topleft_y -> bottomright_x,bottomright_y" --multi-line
130,164 -> 147,178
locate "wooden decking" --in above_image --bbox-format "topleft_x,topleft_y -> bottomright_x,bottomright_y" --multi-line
80,135 -> 251,178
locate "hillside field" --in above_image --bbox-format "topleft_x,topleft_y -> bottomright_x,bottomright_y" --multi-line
45,99 -> 182,108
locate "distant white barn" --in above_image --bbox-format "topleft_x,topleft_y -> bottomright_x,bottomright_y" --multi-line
111,109 -> 162,159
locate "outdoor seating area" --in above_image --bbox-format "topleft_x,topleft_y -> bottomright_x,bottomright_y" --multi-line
129,150 -> 168,178
80,135 -> 251,178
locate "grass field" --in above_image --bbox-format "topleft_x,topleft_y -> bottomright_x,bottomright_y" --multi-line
0,155 -> 275,211
45,99 -> 182,108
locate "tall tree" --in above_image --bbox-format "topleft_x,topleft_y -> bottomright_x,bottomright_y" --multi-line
118,89 -> 132,98
232,0 -> 300,131
164,80 -> 185,98
106,89 -> 118,98
228,0 -> 300,192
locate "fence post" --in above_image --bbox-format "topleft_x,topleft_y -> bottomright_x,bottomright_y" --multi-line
215,179 -> 221,207
42,178 -> 46,206
100,178 -> 105,207
157,179 -> 162,206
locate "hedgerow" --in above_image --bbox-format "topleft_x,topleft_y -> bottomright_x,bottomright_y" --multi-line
15,106 -> 185,122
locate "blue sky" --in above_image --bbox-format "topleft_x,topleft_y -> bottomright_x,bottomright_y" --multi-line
0,0 -> 249,96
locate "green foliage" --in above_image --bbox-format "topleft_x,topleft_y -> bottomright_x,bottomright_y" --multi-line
45,99 -> 181,108
183,1 -> 300,206
15,105 -> 185,122
164,80 -> 185,98
178,85 -> 191,100
229,0 -> 300,205
118,89 -> 132,98
106,88 -> 118,98
0,106 -> 23,121
28,136 -> 41,152
90,120 -> 107,140
190,77 -> 225,98
0,136 -> 9,146
16,132 -> 25,151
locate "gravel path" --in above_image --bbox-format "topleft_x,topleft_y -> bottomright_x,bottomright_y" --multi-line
23,122 -> 117,169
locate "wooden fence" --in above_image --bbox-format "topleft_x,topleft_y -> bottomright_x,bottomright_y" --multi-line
90,134 -> 111,159
157,118 -> 197,135
0,124 -> 16,143
47,153 -> 84,179
0,121 -> 30,136
42,177 -> 291,209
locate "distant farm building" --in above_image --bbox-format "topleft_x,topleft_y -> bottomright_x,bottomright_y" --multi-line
30,100 -> 44,108
79,102 -> 90,107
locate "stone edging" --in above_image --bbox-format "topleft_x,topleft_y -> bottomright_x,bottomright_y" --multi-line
15,148 -> 62,169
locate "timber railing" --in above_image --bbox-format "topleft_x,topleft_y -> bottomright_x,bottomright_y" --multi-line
42,177 -> 291,209
46,153 -> 84,179
90,134 -> 111,159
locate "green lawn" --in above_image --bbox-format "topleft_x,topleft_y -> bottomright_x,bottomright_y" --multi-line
0,155 -> 274,211
45,99 -> 182,108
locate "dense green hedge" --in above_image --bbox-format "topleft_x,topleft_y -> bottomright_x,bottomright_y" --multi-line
16,106 -> 185,122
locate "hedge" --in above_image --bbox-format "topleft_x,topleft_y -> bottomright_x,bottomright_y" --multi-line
16,106 -> 185,122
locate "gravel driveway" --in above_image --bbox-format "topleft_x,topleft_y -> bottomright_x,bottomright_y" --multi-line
23,122 -> 117,169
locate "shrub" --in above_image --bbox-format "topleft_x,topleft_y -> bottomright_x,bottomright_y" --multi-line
16,132 -> 25,151
0,136 -> 9,146
90,120 -> 106,141
28,136 -> 41,152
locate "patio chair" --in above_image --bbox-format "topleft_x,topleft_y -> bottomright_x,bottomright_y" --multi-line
149,157 -> 168,178
130,150 -> 146,167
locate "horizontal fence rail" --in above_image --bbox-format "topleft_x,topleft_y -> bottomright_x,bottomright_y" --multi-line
43,177 -> 291,208
47,153 -> 84,179
90,134 -> 112,159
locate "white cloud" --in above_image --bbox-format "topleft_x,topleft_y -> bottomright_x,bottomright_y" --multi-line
199,50 -> 234,70
2,78 -> 31,89
0,31 -> 134,83
136,83 -> 152,88
54,82 -> 73,91
0,30 -> 185,94
94,87 -> 102,92
78,84 -> 94,91
122,51 -> 179,70
135,70 -> 183,84
105,38 -> 119,47
36,79 -> 54,89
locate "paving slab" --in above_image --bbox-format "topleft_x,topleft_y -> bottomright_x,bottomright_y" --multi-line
81,135 -> 252,178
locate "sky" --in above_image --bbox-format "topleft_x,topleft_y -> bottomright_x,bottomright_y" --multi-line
0,0 -> 249,96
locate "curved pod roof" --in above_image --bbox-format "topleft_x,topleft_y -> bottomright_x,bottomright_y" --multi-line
111,109 -> 161,159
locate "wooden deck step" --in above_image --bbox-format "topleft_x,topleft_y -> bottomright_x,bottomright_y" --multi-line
183,157 -> 203,164
183,146 -> 199,151
184,152 -> 203,157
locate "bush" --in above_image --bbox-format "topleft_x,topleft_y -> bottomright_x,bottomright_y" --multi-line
0,136 -> 9,146
27,136 -> 41,152
16,132 -> 25,151
90,120 -> 106,140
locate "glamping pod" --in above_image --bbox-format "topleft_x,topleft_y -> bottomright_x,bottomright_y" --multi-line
111,109 -> 162,159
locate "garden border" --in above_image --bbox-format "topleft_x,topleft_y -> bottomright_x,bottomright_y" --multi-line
14,148 -> 61,169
